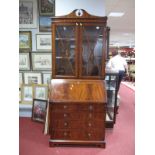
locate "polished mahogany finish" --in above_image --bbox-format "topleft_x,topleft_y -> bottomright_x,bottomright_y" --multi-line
51,9 -> 108,79
49,79 -> 107,103
49,9 -> 108,148
49,79 -> 107,147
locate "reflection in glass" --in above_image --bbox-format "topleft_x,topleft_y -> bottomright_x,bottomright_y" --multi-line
81,26 -> 104,76
55,26 -> 76,76
105,74 -> 118,122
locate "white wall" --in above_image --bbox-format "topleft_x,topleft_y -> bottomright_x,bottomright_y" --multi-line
56,0 -> 105,16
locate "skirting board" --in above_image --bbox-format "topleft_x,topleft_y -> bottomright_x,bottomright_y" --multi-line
19,104 -> 32,117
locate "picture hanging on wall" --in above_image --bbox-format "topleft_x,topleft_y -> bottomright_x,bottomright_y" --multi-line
39,16 -> 51,32
19,72 -> 23,87
24,72 -> 42,84
42,72 -> 51,84
19,0 -> 37,28
19,88 -> 21,103
19,31 -> 32,52
19,53 -> 31,71
36,34 -> 52,51
32,99 -> 48,123
34,84 -> 48,100
21,84 -> 33,104
39,0 -> 55,16
32,52 -> 52,71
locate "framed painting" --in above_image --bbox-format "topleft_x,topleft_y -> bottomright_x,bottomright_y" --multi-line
24,72 -> 42,84
19,53 -> 30,70
32,52 -> 52,70
36,34 -> 51,51
19,72 -> 23,87
21,84 -> 33,104
34,84 -> 48,100
19,0 -> 37,28
39,16 -> 51,32
19,31 -> 32,52
32,99 -> 48,123
38,0 -> 55,16
42,72 -> 51,84
19,88 -> 21,103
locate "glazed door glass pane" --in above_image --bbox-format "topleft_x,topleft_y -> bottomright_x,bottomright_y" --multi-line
81,26 -> 104,76
55,26 -> 76,76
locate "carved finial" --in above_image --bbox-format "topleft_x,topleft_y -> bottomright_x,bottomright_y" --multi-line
75,9 -> 83,17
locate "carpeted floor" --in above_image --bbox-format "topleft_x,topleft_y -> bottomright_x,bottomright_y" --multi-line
19,83 -> 135,155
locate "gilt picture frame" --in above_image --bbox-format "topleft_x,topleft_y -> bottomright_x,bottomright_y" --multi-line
19,31 -> 32,52
21,84 -> 33,104
33,84 -> 48,100
19,72 -> 23,88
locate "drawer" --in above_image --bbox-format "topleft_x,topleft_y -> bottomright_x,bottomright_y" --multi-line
51,112 -> 105,120
51,104 -> 78,112
50,129 -> 105,141
51,104 -> 105,113
51,119 -> 104,129
78,104 -> 105,112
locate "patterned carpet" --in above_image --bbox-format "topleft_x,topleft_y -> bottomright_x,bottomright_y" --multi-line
19,84 -> 135,155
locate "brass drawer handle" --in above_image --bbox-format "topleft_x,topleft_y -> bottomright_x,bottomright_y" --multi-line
88,113 -> 92,118
87,133 -> 91,137
64,132 -> 68,136
64,105 -> 67,109
64,122 -> 68,127
88,123 -> 92,127
89,105 -> 93,110
64,113 -> 67,117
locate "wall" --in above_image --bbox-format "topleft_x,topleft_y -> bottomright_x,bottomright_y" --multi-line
19,0 -> 106,117
20,0 -> 105,52
56,0 -> 105,16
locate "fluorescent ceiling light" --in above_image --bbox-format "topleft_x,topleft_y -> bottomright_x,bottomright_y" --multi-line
109,12 -> 124,17
123,33 -> 130,36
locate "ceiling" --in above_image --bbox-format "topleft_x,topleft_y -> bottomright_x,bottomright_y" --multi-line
105,0 -> 135,47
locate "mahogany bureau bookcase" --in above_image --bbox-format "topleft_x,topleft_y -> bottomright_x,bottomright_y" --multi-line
49,9 -> 109,147
49,79 -> 107,147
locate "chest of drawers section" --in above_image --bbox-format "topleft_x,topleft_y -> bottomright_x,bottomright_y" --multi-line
49,102 -> 106,147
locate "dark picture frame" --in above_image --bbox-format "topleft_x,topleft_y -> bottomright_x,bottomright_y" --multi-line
32,99 -> 48,123
39,0 -> 55,16
39,16 -> 51,32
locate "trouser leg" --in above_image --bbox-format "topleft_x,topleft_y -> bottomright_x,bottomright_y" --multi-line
117,71 -> 125,92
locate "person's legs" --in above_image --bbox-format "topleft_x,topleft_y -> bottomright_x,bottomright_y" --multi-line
117,70 -> 125,92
